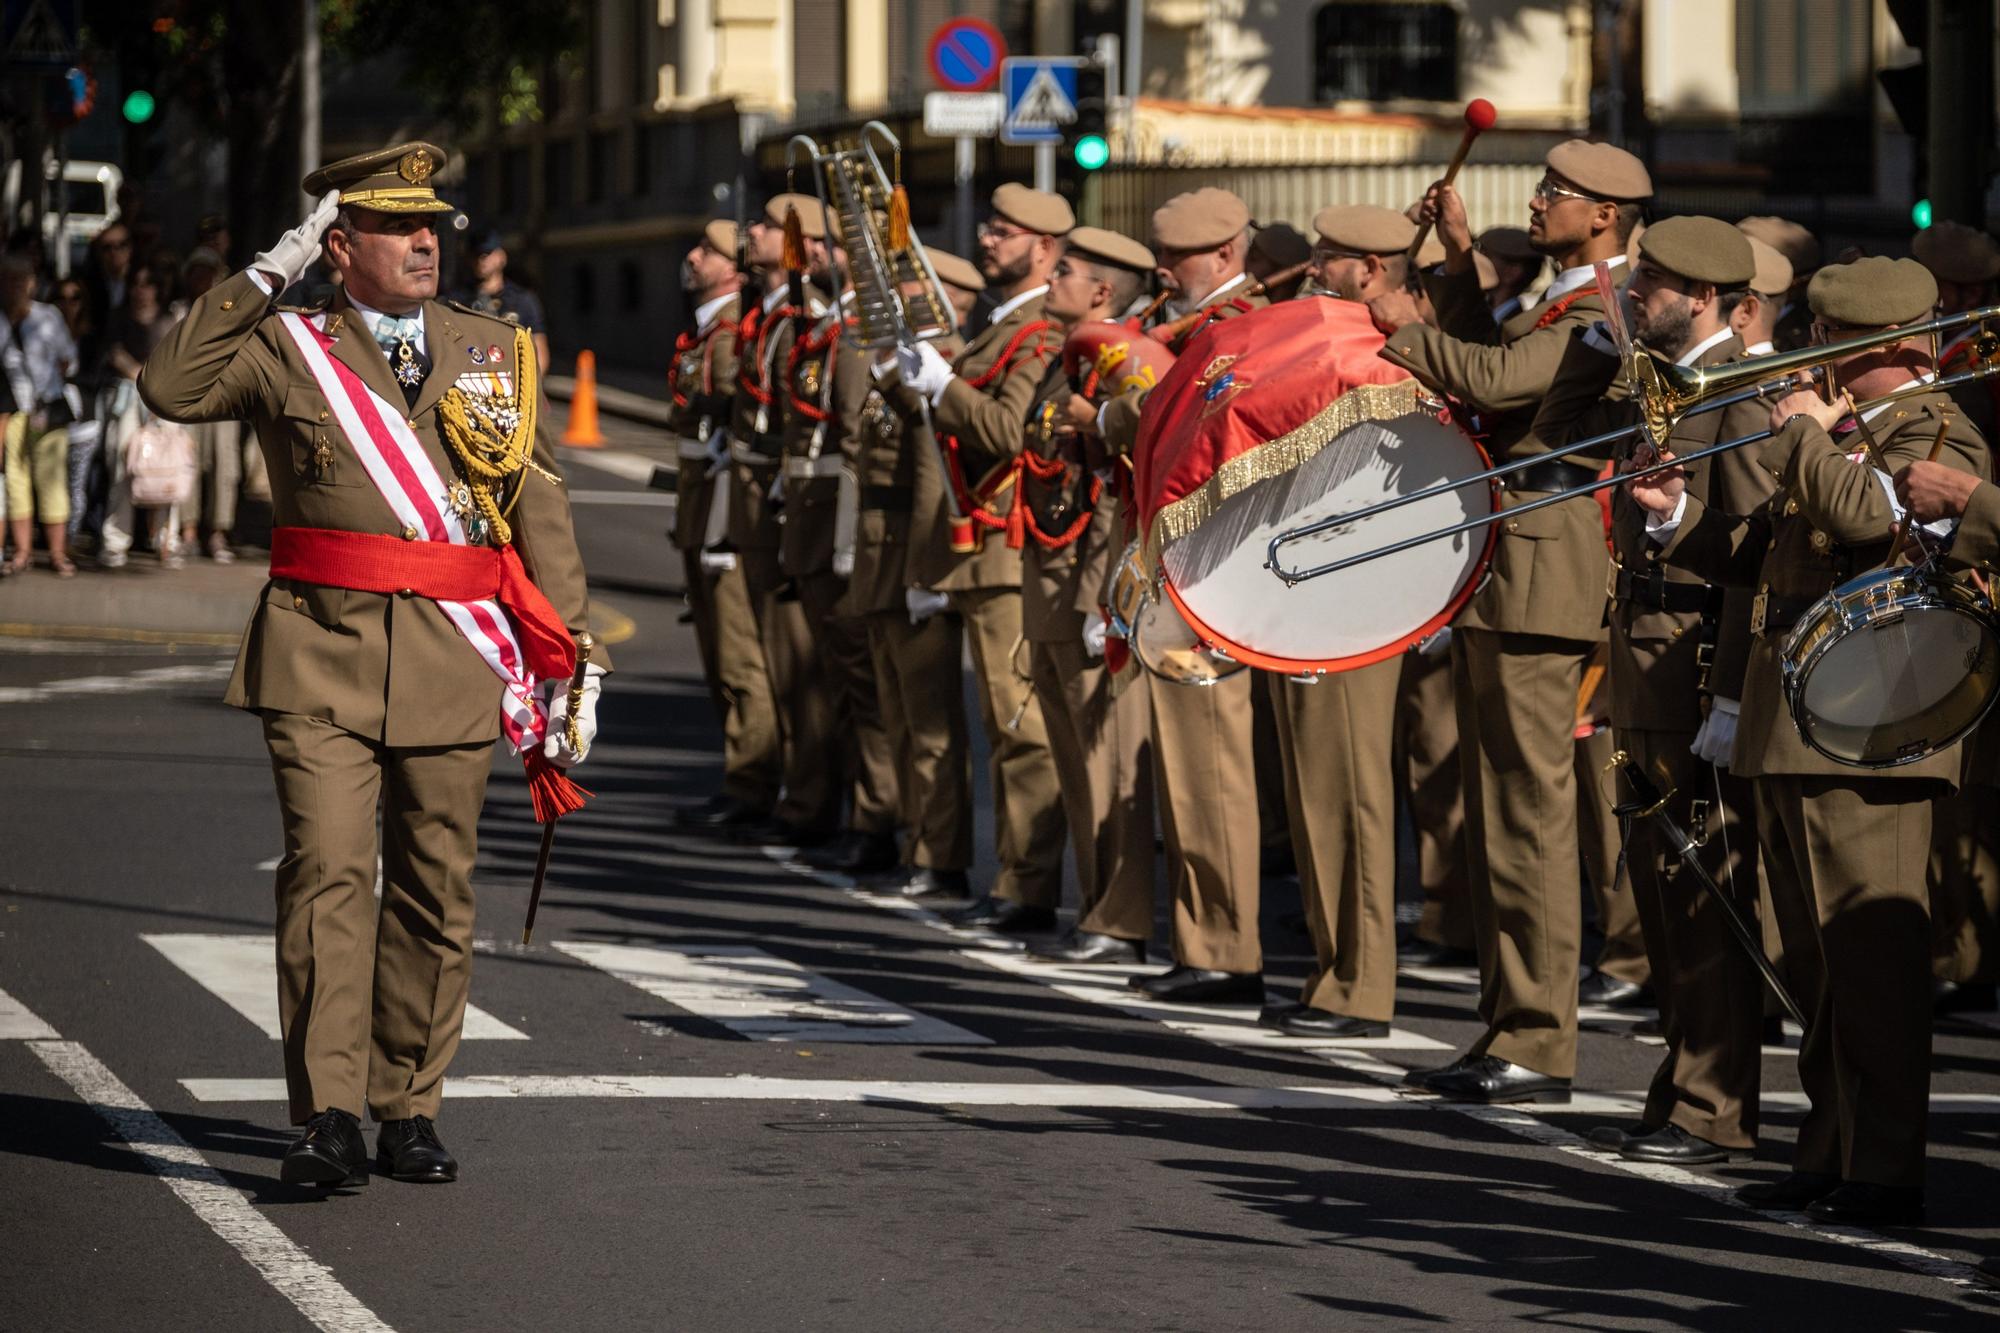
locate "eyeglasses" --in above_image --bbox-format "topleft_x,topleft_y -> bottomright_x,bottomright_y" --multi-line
1530,175 -> 1598,206
978,221 -> 1033,243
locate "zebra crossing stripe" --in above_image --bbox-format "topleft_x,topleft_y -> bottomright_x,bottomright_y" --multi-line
553,940 -> 991,1045
0,987 -> 59,1039
141,934 -> 528,1040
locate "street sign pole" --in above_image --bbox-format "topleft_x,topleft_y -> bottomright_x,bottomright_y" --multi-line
1033,142 -> 1055,193
955,135 -> 975,257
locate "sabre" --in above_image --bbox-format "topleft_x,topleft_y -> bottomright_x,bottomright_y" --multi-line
522,630 -> 595,946
1406,99 -> 1497,266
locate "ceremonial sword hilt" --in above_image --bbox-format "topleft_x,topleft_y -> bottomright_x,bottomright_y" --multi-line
562,631 -> 596,755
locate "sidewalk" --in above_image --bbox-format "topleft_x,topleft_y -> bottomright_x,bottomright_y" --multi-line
0,553 -> 265,643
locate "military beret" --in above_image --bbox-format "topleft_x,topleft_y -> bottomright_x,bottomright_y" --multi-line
764,193 -> 827,240
991,183 -> 1074,237
1150,188 -> 1251,252
1638,215 -> 1755,287
1808,255 -> 1938,327
700,219 -> 738,256
1744,237 -> 1793,298
303,141 -> 452,214
1473,249 -> 1498,292
1415,234 -> 1447,269
1544,140 -> 1653,202
1248,222 -> 1312,271
1311,204 -> 1416,255
1065,226 -> 1156,274
927,247 -> 986,293
1477,225 -> 1540,264
1736,216 -> 1820,276
1913,220 -> 2000,285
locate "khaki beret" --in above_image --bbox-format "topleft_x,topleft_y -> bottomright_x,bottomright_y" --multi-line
1544,139 -> 1653,202
303,141 -> 452,214
764,193 -> 828,240
927,247 -> 986,293
1473,249 -> 1498,293
1736,216 -> 1819,276
1312,204 -> 1416,255
1416,234 -> 1446,268
1808,255 -> 1938,327
1638,215 -> 1755,287
991,183 -> 1074,237
1744,237 -> 1793,298
1151,188 -> 1251,251
1477,225 -> 1540,264
700,219 -> 738,256
1065,226 -> 1156,274
1913,220 -> 2000,285
1248,222 -> 1312,271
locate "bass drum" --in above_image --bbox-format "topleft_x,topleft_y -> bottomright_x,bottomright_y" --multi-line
1159,411 -> 1496,674
1780,562 -> 2000,767
1107,541 -> 1244,686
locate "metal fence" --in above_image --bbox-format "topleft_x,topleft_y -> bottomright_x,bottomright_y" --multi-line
1090,160 -> 1546,240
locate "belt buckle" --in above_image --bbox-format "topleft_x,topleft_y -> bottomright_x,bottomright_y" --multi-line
1749,590 -> 1768,636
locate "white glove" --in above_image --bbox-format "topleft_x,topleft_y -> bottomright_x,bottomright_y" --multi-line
906,587 -> 951,625
831,548 -> 855,578
541,665 -> 605,767
896,342 -> 955,402
697,547 -> 737,573
253,189 -> 341,290
1690,695 -> 1740,769
1082,610 -> 1108,661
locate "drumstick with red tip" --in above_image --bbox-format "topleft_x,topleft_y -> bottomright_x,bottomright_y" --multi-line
1407,99 -> 1498,265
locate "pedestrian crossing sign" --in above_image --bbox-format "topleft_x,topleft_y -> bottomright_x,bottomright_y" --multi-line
1001,56 -> 1085,146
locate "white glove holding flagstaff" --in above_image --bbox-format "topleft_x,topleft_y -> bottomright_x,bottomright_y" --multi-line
253,189 -> 342,291
906,587 -> 951,625
896,342 -> 955,402
1082,610 -> 1108,661
1690,695 -> 1739,769
541,665 -> 606,767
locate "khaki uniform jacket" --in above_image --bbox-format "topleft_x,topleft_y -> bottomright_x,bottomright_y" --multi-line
1018,357 -> 1123,643
780,303 -> 869,578
728,286 -> 823,552
1384,266 -> 1621,642
1657,390 -> 1987,781
138,270 -> 600,749
1534,330 -> 1769,730
838,363 -> 928,616
897,293 -> 1059,591
667,293 -> 741,551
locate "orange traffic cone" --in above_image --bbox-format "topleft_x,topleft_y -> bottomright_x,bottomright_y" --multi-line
561,349 -> 605,448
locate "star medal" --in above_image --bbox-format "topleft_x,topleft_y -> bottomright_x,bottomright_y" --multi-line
393,339 -> 424,388
446,480 -> 476,520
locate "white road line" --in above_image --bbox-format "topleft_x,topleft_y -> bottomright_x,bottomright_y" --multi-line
0,988 -> 59,1038
562,449 -> 659,483
0,661 -> 233,705
554,940 -> 989,1045
566,489 -> 676,507
143,934 -> 528,1040
0,986 -> 392,1333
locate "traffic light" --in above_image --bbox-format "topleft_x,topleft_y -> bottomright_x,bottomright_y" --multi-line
1055,60 -> 1109,211
121,89 -> 155,123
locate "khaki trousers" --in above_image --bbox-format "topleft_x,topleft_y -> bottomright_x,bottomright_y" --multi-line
707,559 -> 781,808
1031,637 -> 1157,942
262,712 -> 493,1126
1930,780 -> 2000,985
870,609 -> 972,869
1759,774 -> 1936,1187
1251,678 -> 1289,858
799,571 -> 898,834
682,553 -> 725,719
954,586 -> 1065,906
1154,668 -> 1264,974
1454,627 -> 1591,1079
1270,659 -> 1402,1022
1619,728 -> 1764,1149
1396,648 -> 1472,951
1577,723 -> 1650,987
743,544 -> 841,832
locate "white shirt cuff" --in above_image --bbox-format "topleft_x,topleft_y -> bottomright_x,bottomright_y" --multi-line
869,357 -> 898,384
245,269 -> 275,297
1645,491 -> 1688,543
1581,322 -> 1620,357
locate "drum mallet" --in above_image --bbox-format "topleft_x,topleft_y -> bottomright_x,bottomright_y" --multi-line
1406,99 -> 1498,266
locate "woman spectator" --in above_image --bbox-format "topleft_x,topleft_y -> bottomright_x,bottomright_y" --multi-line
0,254 -> 80,575
103,263 -> 185,565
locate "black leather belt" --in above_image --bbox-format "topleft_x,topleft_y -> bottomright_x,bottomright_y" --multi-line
1613,566 -> 1717,614
1506,456 -> 1602,495
861,484 -> 913,513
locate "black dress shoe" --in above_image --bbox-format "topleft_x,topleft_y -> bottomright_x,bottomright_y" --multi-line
1274,1008 -> 1389,1040
1426,1055 -> 1571,1105
375,1115 -> 458,1183
1578,969 -> 1653,1009
1401,1055 -> 1470,1089
1735,1170 -> 1840,1211
1398,937 -> 1477,968
1935,979 -> 1999,1015
1127,966 -> 1265,1006
800,830 -> 899,874
280,1108 -> 367,1187
948,896 -> 1057,935
891,868 -> 972,901
1631,1015 -> 1665,1038
1258,1001 -> 1306,1029
675,794 -> 768,831
1805,1181 -> 1925,1227
1619,1122 -> 1752,1165
1584,1123 -> 1641,1151
1028,930 -> 1145,964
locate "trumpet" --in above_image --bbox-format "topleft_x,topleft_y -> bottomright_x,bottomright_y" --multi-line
1265,306 -> 2000,585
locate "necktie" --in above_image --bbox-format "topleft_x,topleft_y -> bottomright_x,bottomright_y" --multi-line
374,315 -> 426,404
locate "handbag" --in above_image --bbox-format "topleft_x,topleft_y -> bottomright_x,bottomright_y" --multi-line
125,417 -> 198,507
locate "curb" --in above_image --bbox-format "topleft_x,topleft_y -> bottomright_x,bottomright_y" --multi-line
546,374 -> 675,430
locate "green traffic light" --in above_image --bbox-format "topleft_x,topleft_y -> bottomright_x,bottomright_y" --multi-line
1913,198 -> 1933,229
122,90 -> 156,124
1073,134 -> 1110,171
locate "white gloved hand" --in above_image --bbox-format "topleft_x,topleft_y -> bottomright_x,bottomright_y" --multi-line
541,664 -> 606,767
253,189 -> 341,291
906,587 -> 951,625
1690,695 -> 1740,769
832,548 -> 855,578
697,547 -> 737,573
1082,610 -> 1108,661
896,342 -> 955,401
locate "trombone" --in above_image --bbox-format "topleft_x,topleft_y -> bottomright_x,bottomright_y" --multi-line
1266,307 -> 2000,586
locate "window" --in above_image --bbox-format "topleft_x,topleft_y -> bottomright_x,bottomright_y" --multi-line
1314,3 -> 1459,103
1734,0 -> 1873,191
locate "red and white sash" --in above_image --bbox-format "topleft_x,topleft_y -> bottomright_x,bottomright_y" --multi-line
277,311 -> 547,750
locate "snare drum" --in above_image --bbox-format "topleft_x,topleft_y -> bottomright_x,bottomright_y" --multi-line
1106,541 -> 1244,686
1780,562 -> 2000,767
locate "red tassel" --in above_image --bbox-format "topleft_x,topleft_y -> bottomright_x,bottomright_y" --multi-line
525,749 -> 592,824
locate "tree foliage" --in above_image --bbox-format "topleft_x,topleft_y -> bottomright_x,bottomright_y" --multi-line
320,0 -> 581,129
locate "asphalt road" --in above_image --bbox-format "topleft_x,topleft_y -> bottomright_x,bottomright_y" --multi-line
5,438 -> 2000,1331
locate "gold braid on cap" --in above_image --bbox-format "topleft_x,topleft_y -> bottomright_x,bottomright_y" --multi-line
437,325 -> 556,545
